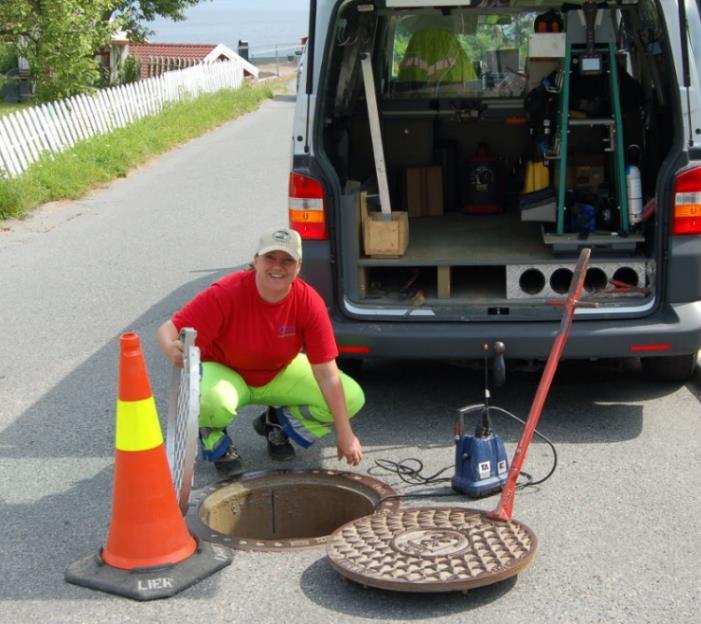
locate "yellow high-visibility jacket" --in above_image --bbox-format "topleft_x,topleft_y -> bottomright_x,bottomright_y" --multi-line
398,29 -> 477,83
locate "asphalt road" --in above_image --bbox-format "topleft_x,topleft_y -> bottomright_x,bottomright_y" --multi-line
1,88 -> 700,624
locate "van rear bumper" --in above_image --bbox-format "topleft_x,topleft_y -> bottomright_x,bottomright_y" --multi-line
331,301 -> 701,360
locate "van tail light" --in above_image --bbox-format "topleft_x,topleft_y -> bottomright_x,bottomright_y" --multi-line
338,345 -> 370,355
288,172 -> 328,240
673,167 -> 701,235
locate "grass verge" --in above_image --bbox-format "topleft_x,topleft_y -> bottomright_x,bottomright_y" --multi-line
0,81 -> 278,220
0,101 -> 30,117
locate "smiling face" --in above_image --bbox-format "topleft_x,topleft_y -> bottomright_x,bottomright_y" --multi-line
253,250 -> 302,302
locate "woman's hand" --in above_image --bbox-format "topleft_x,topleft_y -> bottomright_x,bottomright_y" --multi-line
336,431 -> 363,466
163,338 -> 184,368
157,320 -> 184,367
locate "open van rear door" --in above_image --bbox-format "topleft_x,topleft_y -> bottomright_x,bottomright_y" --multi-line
671,0 -> 701,150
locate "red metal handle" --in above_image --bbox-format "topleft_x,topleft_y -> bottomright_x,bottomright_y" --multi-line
489,248 -> 591,521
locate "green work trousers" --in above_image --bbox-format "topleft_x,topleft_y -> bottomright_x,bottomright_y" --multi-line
199,353 -> 364,448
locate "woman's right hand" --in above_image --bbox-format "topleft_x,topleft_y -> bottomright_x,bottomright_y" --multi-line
157,320 -> 184,367
336,431 -> 363,466
163,339 -> 184,368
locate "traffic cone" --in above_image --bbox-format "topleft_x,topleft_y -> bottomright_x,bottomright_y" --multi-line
103,332 -> 196,568
65,332 -> 232,600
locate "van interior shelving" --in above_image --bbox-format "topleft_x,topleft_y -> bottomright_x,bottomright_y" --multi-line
320,1 -> 673,320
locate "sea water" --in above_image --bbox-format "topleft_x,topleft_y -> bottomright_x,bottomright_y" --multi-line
148,0 -> 309,56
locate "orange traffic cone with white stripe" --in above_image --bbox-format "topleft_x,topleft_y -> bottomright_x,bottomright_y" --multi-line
66,332 -> 231,600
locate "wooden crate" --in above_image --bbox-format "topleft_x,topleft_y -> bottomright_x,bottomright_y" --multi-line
360,192 -> 409,257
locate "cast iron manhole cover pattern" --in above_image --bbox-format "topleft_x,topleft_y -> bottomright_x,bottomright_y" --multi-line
188,469 -> 399,552
327,507 -> 538,592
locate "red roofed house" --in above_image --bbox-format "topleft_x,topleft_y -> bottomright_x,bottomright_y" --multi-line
106,34 -> 258,81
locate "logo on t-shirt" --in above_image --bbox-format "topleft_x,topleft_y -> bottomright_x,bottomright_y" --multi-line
277,324 -> 296,338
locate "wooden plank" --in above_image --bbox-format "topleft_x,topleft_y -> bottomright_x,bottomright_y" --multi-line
84,93 -> 102,134
96,89 -> 112,129
89,92 -> 109,134
437,266 -> 451,299
78,94 -> 99,135
103,87 -> 120,128
126,83 -> 140,119
75,95 -> 95,139
94,91 -> 113,132
66,96 -> 89,141
119,84 -> 133,123
136,80 -> 153,117
0,117 -> 22,177
46,103 -> 69,149
26,107 -> 52,154
54,100 -> 79,146
360,55 -> 392,216
144,78 -> 158,115
119,85 -> 134,123
11,111 -> 40,164
358,267 -> 368,299
106,87 -> 127,128
2,115 -> 29,172
132,81 -> 147,119
40,103 -> 65,151
32,105 -> 58,154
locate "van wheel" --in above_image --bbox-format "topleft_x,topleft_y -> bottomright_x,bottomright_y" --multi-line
640,352 -> 698,382
338,358 -> 363,378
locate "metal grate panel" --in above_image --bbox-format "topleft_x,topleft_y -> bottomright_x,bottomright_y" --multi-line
166,328 -> 200,515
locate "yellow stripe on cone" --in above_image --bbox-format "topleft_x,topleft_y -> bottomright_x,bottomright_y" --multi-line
115,397 -> 164,452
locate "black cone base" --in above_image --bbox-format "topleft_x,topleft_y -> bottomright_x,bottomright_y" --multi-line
65,540 -> 232,601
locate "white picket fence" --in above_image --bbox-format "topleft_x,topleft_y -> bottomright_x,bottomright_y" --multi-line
0,59 -> 245,179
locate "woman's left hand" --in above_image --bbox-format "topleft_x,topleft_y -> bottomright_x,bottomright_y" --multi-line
336,431 -> 363,466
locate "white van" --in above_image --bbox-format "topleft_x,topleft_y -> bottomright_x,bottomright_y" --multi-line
289,0 -> 701,381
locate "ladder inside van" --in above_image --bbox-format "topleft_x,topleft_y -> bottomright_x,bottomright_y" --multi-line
551,41 -> 629,236
551,43 -> 630,236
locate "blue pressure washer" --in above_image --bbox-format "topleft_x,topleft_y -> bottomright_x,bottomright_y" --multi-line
451,342 -> 510,498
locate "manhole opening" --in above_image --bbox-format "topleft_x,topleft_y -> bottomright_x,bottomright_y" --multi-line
190,470 -> 398,551
205,483 -> 374,540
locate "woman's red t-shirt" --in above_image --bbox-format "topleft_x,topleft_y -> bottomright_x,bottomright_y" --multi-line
172,270 -> 338,387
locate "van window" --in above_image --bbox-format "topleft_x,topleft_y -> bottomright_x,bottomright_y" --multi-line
388,12 -> 537,99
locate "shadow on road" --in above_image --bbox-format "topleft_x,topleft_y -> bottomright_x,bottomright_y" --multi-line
299,557 -> 517,618
272,93 -> 297,103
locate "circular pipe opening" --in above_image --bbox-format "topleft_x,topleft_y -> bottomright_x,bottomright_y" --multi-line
519,269 -> 546,295
550,268 -> 574,295
188,470 -> 398,551
612,267 -> 639,287
584,268 -> 608,293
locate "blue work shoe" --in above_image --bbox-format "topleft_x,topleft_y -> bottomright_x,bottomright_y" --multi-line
199,429 -> 243,473
253,408 -> 295,461
213,444 -> 243,473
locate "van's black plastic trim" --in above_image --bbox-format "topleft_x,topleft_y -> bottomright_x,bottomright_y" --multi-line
330,302 -> 701,360
306,1 -> 317,96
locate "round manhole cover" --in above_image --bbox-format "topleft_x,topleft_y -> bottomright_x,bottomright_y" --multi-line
187,469 -> 399,551
327,507 -> 538,592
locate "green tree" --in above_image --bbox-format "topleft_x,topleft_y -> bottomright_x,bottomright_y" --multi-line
113,54 -> 142,85
0,1 -> 120,102
0,1 -> 208,102
0,43 -> 18,91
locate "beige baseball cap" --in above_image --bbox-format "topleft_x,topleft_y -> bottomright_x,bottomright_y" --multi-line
256,227 -> 302,262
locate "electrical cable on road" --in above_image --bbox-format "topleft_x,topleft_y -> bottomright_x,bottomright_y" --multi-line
370,405 -> 558,511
